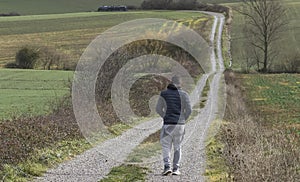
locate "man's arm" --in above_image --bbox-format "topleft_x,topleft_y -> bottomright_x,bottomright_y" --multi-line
156,95 -> 166,118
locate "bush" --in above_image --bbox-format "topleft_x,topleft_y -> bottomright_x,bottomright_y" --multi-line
36,47 -> 61,70
61,61 -> 77,71
270,55 -> 300,73
4,62 -> 19,68
15,47 -> 39,69
197,3 -> 230,16
11,46 -> 76,70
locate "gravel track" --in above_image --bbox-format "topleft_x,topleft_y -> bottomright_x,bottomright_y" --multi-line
35,12 -> 225,182
145,13 -> 225,181
35,118 -> 162,182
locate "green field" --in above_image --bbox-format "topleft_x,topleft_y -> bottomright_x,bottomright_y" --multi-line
0,69 -> 73,120
227,0 -> 300,71
241,74 -> 300,133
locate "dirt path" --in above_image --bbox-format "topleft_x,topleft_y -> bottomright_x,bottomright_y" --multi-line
35,78 -> 209,182
35,12 -> 225,182
145,13 -> 225,181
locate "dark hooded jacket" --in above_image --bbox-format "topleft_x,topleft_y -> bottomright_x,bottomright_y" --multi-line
156,84 -> 192,125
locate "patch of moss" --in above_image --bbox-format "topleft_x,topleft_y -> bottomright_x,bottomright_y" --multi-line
126,142 -> 161,163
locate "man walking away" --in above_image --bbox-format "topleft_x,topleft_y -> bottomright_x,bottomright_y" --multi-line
156,76 -> 192,175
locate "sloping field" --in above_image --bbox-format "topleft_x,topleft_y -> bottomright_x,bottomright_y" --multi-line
0,11 -> 212,120
0,8 -> 215,181
0,11 -> 211,67
242,74 -> 300,125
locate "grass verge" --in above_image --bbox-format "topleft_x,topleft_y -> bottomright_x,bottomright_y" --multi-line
0,117 -> 140,182
0,139 -> 91,182
204,133 -> 230,181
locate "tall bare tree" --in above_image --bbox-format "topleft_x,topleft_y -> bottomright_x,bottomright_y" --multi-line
238,0 -> 287,72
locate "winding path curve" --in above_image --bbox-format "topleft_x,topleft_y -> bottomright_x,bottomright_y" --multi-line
146,12 -> 225,182
35,12 -> 225,182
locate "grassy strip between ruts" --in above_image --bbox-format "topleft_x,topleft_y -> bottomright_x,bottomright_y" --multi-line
100,164 -> 148,182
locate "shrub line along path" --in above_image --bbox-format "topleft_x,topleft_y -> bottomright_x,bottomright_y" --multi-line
35,12 -> 225,182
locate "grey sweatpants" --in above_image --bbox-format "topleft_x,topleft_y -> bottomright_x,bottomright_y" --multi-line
160,124 -> 185,169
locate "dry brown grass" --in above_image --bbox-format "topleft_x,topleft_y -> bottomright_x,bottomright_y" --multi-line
0,104 -> 82,171
221,70 -> 300,181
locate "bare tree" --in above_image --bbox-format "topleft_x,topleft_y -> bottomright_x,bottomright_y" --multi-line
238,0 -> 287,72
37,47 -> 61,70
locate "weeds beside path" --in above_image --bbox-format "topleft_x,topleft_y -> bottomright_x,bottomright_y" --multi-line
219,71 -> 300,181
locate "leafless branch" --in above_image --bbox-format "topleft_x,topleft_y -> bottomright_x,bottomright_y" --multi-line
238,0 -> 288,72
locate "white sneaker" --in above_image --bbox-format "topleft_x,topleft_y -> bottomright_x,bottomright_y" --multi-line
162,168 -> 172,175
172,169 -> 181,175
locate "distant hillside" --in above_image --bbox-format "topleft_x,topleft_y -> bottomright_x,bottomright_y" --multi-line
0,0 -> 142,15
0,0 -> 243,15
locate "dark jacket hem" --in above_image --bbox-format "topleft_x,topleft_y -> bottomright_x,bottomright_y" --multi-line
163,122 -> 185,125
